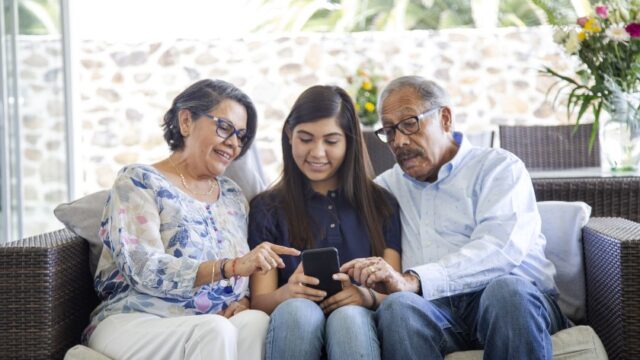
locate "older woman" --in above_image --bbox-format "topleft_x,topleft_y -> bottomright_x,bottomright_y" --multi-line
84,79 -> 299,360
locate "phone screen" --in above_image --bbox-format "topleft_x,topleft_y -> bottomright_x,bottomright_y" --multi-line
301,247 -> 342,299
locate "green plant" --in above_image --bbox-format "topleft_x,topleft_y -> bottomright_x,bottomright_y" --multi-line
250,0 -> 581,32
535,0 -> 640,144
348,67 -> 380,127
18,0 -> 60,35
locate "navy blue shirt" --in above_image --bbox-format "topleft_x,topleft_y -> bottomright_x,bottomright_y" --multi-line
248,187 -> 402,287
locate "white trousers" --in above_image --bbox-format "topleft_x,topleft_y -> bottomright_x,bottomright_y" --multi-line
88,310 -> 269,360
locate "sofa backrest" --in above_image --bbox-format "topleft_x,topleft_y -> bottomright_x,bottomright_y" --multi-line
537,201 -> 591,323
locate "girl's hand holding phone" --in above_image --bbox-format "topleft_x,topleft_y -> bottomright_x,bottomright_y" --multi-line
278,263 -> 327,302
319,273 -> 371,314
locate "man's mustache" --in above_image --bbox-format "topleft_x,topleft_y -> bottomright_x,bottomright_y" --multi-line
395,147 -> 425,162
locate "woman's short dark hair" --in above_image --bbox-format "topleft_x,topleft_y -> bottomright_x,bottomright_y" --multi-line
162,79 -> 257,158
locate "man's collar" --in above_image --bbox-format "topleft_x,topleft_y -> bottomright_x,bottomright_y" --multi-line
448,131 -> 471,170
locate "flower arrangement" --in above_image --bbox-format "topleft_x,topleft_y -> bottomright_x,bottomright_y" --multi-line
348,67 -> 380,127
537,0 -> 640,133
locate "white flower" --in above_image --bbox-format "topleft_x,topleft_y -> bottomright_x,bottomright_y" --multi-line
619,7 -> 630,22
606,23 -> 631,42
605,24 -> 631,42
564,30 -> 581,54
553,28 -> 568,44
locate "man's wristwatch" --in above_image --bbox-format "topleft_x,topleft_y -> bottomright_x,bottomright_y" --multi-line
404,270 -> 423,296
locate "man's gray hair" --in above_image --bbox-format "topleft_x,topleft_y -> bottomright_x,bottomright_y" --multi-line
378,76 -> 452,114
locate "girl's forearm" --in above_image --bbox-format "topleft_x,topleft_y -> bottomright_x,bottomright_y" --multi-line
250,287 -> 287,314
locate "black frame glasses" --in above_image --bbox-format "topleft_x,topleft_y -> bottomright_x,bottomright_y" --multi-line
195,111 -> 249,147
374,106 -> 442,143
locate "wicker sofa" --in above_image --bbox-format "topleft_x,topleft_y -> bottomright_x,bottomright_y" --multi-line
1,216 -> 640,359
3,139 -> 640,359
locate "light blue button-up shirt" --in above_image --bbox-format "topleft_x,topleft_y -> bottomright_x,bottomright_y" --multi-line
375,132 -> 557,300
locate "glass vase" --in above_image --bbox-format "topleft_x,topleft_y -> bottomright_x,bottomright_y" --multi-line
600,91 -> 640,172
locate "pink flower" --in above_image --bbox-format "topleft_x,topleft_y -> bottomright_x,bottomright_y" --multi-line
595,5 -> 608,19
577,17 -> 589,27
626,23 -> 640,37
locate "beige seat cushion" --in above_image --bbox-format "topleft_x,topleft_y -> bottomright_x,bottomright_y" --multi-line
444,325 -> 607,360
66,326 -> 606,360
64,345 -> 111,360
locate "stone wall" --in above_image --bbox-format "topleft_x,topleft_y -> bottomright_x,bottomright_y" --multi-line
17,36 -> 68,236
76,27 -> 576,196
19,27 -> 579,235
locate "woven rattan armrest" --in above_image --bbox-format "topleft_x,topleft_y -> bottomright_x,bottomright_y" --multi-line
533,177 -> 640,223
584,217 -> 640,360
0,229 -> 98,360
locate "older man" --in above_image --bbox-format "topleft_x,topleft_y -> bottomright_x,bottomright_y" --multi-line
341,76 -> 569,359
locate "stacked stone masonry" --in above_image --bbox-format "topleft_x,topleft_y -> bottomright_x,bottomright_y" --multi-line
17,27 -> 582,235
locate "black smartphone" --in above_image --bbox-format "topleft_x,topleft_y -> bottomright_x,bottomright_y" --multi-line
301,247 -> 343,299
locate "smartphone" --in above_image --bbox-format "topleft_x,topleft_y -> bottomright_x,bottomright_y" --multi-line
301,247 -> 343,299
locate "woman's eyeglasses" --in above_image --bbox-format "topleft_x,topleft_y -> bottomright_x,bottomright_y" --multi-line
195,112 -> 250,148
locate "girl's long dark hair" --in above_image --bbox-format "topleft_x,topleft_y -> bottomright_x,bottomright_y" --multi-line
266,85 -> 393,256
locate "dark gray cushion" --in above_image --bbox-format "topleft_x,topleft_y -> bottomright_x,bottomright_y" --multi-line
54,190 -> 109,276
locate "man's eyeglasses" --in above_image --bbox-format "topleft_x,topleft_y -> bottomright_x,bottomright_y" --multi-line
195,112 -> 250,148
374,106 -> 442,143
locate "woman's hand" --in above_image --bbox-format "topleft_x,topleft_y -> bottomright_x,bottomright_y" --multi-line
277,263 -> 327,302
218,297 -> 250,318
340,257 -> 406,294
232,242 -> 300,277
319,273 -> 369,314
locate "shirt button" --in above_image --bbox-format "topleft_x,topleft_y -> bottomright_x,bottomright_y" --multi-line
330,223 -> 336,228
328,205 -> 333,210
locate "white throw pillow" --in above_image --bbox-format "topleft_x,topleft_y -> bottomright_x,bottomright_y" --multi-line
537,201 -> 591,323
54,146 -> 267,276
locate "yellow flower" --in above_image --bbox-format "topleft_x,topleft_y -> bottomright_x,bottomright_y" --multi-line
583,18 -> 602,33
362,80 -> 373,91
355,103 -> 361,112
578,31 -> 587,41
364,102 -> 375,112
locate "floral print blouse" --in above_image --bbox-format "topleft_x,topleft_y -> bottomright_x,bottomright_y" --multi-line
83,164 -> 250,342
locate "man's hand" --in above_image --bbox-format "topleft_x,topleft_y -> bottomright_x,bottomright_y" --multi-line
340,257 -> 421,294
